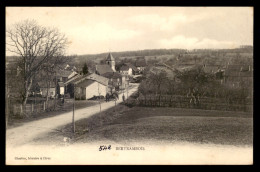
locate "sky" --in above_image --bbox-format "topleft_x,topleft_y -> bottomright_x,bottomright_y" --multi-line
6,7 -> 253,55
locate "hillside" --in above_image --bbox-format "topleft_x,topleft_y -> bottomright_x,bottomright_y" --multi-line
6,46 -> 253,70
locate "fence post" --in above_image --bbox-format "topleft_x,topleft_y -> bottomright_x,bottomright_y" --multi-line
43,101 -> 46,111
31,103 -> 34,113
20,104 -> 23,117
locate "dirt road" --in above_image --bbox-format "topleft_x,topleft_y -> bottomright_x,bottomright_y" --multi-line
6,84 -> 139,148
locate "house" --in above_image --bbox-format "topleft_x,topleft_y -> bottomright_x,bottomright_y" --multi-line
73,73 -> 109,100
95,64 -> 114,75
64,74 -> 84,98
119,63 -> 138,76
95,53 -> 116,75
55,69 -> 77,83
63,64 -> 77,72
54,69 -> 78,96
57,82 -> 65,95
93,53 -> 129,93
135,58 -> 147,73
38,81 -> 56,98
102,72 -> 126,92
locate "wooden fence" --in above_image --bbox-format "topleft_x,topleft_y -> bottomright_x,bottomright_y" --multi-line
10,99 -> 61,117
133,95 -> 253,112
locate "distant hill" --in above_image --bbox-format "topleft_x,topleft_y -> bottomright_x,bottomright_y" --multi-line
74,47 -> 253,64
6,46 -> 253,65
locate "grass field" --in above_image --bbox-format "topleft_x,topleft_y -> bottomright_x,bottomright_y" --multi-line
50,105 -> 253,147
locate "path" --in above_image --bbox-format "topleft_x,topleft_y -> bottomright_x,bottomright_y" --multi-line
6,84 -> 139,148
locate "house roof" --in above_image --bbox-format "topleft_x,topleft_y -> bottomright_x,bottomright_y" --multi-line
58,82 -> 65,87
55,69 -> 73,77
120,65 -> 130,71
106,53 -> 115,61
96,64 -> 114,75
68,71 -> 78,79
76,79 -> 96,88
102,72 -> 122,79
135,59 -> 146,67
125,63 -> 138,71
74,73 -> 109,86
60,64 -> 77,71
64,74 -> 84,85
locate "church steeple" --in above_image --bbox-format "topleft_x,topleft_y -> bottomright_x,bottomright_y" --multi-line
106,53 -> 115,72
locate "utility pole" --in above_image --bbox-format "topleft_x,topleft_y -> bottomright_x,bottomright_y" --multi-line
54,71 -> 57,109
72,83 -> 75,133
98,82 -> 101,113
126,77 -> 129,104
6,84 -> 9,129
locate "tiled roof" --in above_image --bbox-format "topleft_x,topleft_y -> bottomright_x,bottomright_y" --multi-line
64,74 -> 84,85
120,65 -> 130,71
125,63 -> 138,72
55,69 -> 73,77
96,64 -> 114,75
102,72 -> 122,79
75,73 -> 109,86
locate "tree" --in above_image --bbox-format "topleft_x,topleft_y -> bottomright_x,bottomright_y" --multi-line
175,67 -> 217,105
82,62 -> 88,75
147,69 -> 168,106
6,19 -> 68,105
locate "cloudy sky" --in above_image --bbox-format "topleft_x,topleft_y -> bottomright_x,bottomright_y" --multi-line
6,7 -> 253,55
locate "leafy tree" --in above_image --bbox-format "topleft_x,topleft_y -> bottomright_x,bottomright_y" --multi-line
82,62 -> 88,75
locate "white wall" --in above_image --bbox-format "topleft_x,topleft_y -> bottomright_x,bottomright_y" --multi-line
60,87 -> 64,95
137,67 -> 145,71
85,82 -> 107,99
40,88 -> 56,98
128,68 -> 133,75
120,68 -> 132,76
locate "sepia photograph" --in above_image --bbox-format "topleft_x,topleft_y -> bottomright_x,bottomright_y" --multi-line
5,7 -> 253,165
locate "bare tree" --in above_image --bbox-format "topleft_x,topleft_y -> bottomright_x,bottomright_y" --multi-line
6,19 -> 68,105
147,70 -> 167,106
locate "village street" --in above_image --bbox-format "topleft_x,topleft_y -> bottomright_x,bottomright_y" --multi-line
6,84 -> 139,148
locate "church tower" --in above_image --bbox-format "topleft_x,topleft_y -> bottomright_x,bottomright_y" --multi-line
106,53 -> 116,72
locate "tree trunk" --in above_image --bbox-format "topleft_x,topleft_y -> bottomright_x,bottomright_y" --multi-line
46,81 -> 50,109
22,78 -> 33,106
